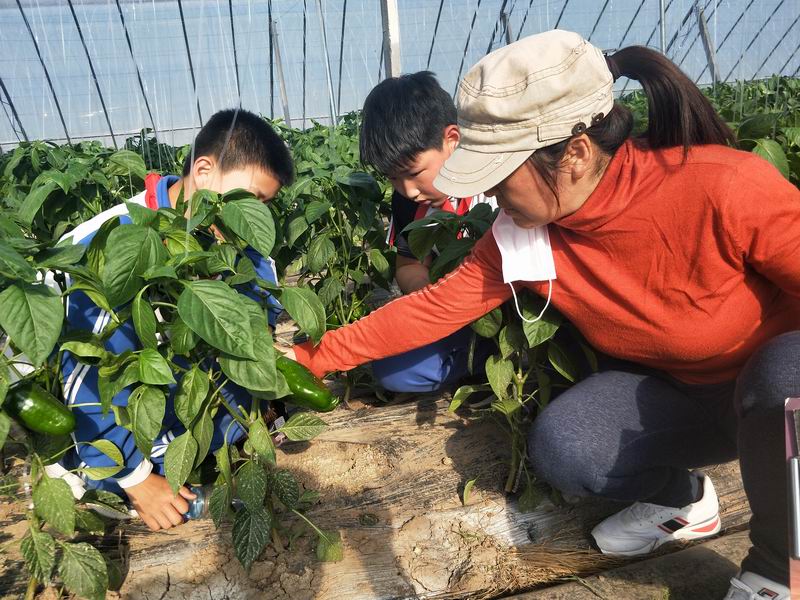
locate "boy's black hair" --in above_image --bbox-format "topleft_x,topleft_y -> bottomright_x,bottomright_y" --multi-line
182,108 -> 294,186
360,71 -> 457,176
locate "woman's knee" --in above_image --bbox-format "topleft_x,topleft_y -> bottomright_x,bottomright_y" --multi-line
736,331 -> 800,415
527,409 -> 599,497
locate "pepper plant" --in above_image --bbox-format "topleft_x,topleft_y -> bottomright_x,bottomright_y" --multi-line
0,186 -> 340,599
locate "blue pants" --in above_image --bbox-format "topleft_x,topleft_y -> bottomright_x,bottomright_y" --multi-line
371,327 -> 490,393
528,331 -> 800,585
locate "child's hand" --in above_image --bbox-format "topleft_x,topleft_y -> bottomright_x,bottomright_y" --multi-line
125,473 -> 196,531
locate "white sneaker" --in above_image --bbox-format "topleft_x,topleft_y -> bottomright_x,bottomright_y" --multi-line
591,473 -> 721,556
724,572 -> 790,599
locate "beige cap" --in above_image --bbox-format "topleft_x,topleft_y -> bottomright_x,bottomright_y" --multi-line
435,30 -> 614,198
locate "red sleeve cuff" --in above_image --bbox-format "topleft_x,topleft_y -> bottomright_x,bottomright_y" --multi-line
291,341 -> 326,378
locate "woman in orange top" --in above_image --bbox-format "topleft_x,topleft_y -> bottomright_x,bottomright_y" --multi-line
287,31 -> 799,598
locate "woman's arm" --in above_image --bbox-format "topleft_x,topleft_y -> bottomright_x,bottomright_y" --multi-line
294,232 -> 511,377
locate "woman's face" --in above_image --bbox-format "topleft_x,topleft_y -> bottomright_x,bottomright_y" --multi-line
484,160 -> 565,229
484,136 -> 602,228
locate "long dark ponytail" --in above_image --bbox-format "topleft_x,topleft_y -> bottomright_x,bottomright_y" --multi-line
530,45 -> 736,197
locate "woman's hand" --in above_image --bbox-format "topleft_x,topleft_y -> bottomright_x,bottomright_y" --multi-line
125,473 -> 196,531
275,344 -> 296,361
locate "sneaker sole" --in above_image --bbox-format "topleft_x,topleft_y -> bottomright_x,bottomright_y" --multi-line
594,513 -> 722,557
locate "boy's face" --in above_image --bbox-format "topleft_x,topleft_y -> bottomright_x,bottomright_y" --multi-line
191,157 -> 281,202
386,125 -> 459,208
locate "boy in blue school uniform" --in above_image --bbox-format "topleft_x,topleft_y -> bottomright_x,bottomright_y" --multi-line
48,109 -> 293,532
359,72 -> 496,393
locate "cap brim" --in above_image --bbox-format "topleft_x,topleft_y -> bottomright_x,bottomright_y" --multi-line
434,146 -> 531,198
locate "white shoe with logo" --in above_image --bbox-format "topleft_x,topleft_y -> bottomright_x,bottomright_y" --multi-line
723,572 -> 790,600
591,473 -> 721,556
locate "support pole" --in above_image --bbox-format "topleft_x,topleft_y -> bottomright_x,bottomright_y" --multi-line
268,0 -> 274,117
379,0 -> 402,78
315,0 -> 339,126
659,0 -> 667,53
176,0 -> 203,125
695,1 -> 719,83
501,10 -> 513,45
426,0 -> 445,68
0,75 -> 28,142
67,0 -> 117,148
229,0 -> 241,101
336,0 -> 348,110
16,0 -> 70,144
302,0 -> 307,128
270,20 -> 291,126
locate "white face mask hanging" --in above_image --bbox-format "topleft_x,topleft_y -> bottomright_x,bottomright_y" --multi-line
491,209 -> 556,323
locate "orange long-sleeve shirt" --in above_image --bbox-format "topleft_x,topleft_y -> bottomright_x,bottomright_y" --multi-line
295,140 -> 800,385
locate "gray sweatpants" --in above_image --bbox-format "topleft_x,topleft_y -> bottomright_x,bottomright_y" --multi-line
527,330 -> 800,585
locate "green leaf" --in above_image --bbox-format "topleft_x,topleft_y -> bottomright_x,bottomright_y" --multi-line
124,201 -> 158,227
304,200 -> 331,224
143,265 -> 178,281
471,308 -> 502,338
80,440 -> 124,479
174,365 -> 209,428
33,474 -> 76,536
0,282 -> 63,366
216,443 -> 233,488
521,294 -> 561,348
547,341 -> 578,383
368,248 -> 391,280
59,340 -> 108,365
269,470 -> 300,510
86,216 -> 120,276
306,234 -> 334,273
285,215 -> 309,247
19,180 -> 58,225
462,477 -> 477,506
58,541 -> 109,600
278,412 -> 327,441
20,524 -> 55,583
67,279 -> 115,316
236,460 -> 268,512
165,431 -> 199,494
168,317 -> 198,355
232,507 -> 272,570
0,239 -> 37,282
128,385 -> 166,457
219,331 -> 278,392
107,149 -> 147,179
34,243 -> 86,270
137,348 -> 176,385
177,280 -> 255,359
485,354 -> 515,401
448,384 -> 490,412
752,138 -> 790,179
209,482 -> 232,526
0,411 -> 10,449
74,508 -> 106,534
248,419 -> 276,465
737,113 -> 779,141
132,289 -> 158,350
499,323 -> 527,359
192,410 -> 214,469
279,286 -> 326,344
317,277 -> 344,308
164,229 -> 204,256
408,226 -> 440,261
87,439 -> 124,465
316,529 -> 344,562
221,198 -> 276,258
102,225 -> 166,307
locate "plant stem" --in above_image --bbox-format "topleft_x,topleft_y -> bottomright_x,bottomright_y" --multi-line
151,301 -> 178,310
24,576 -> 37,600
